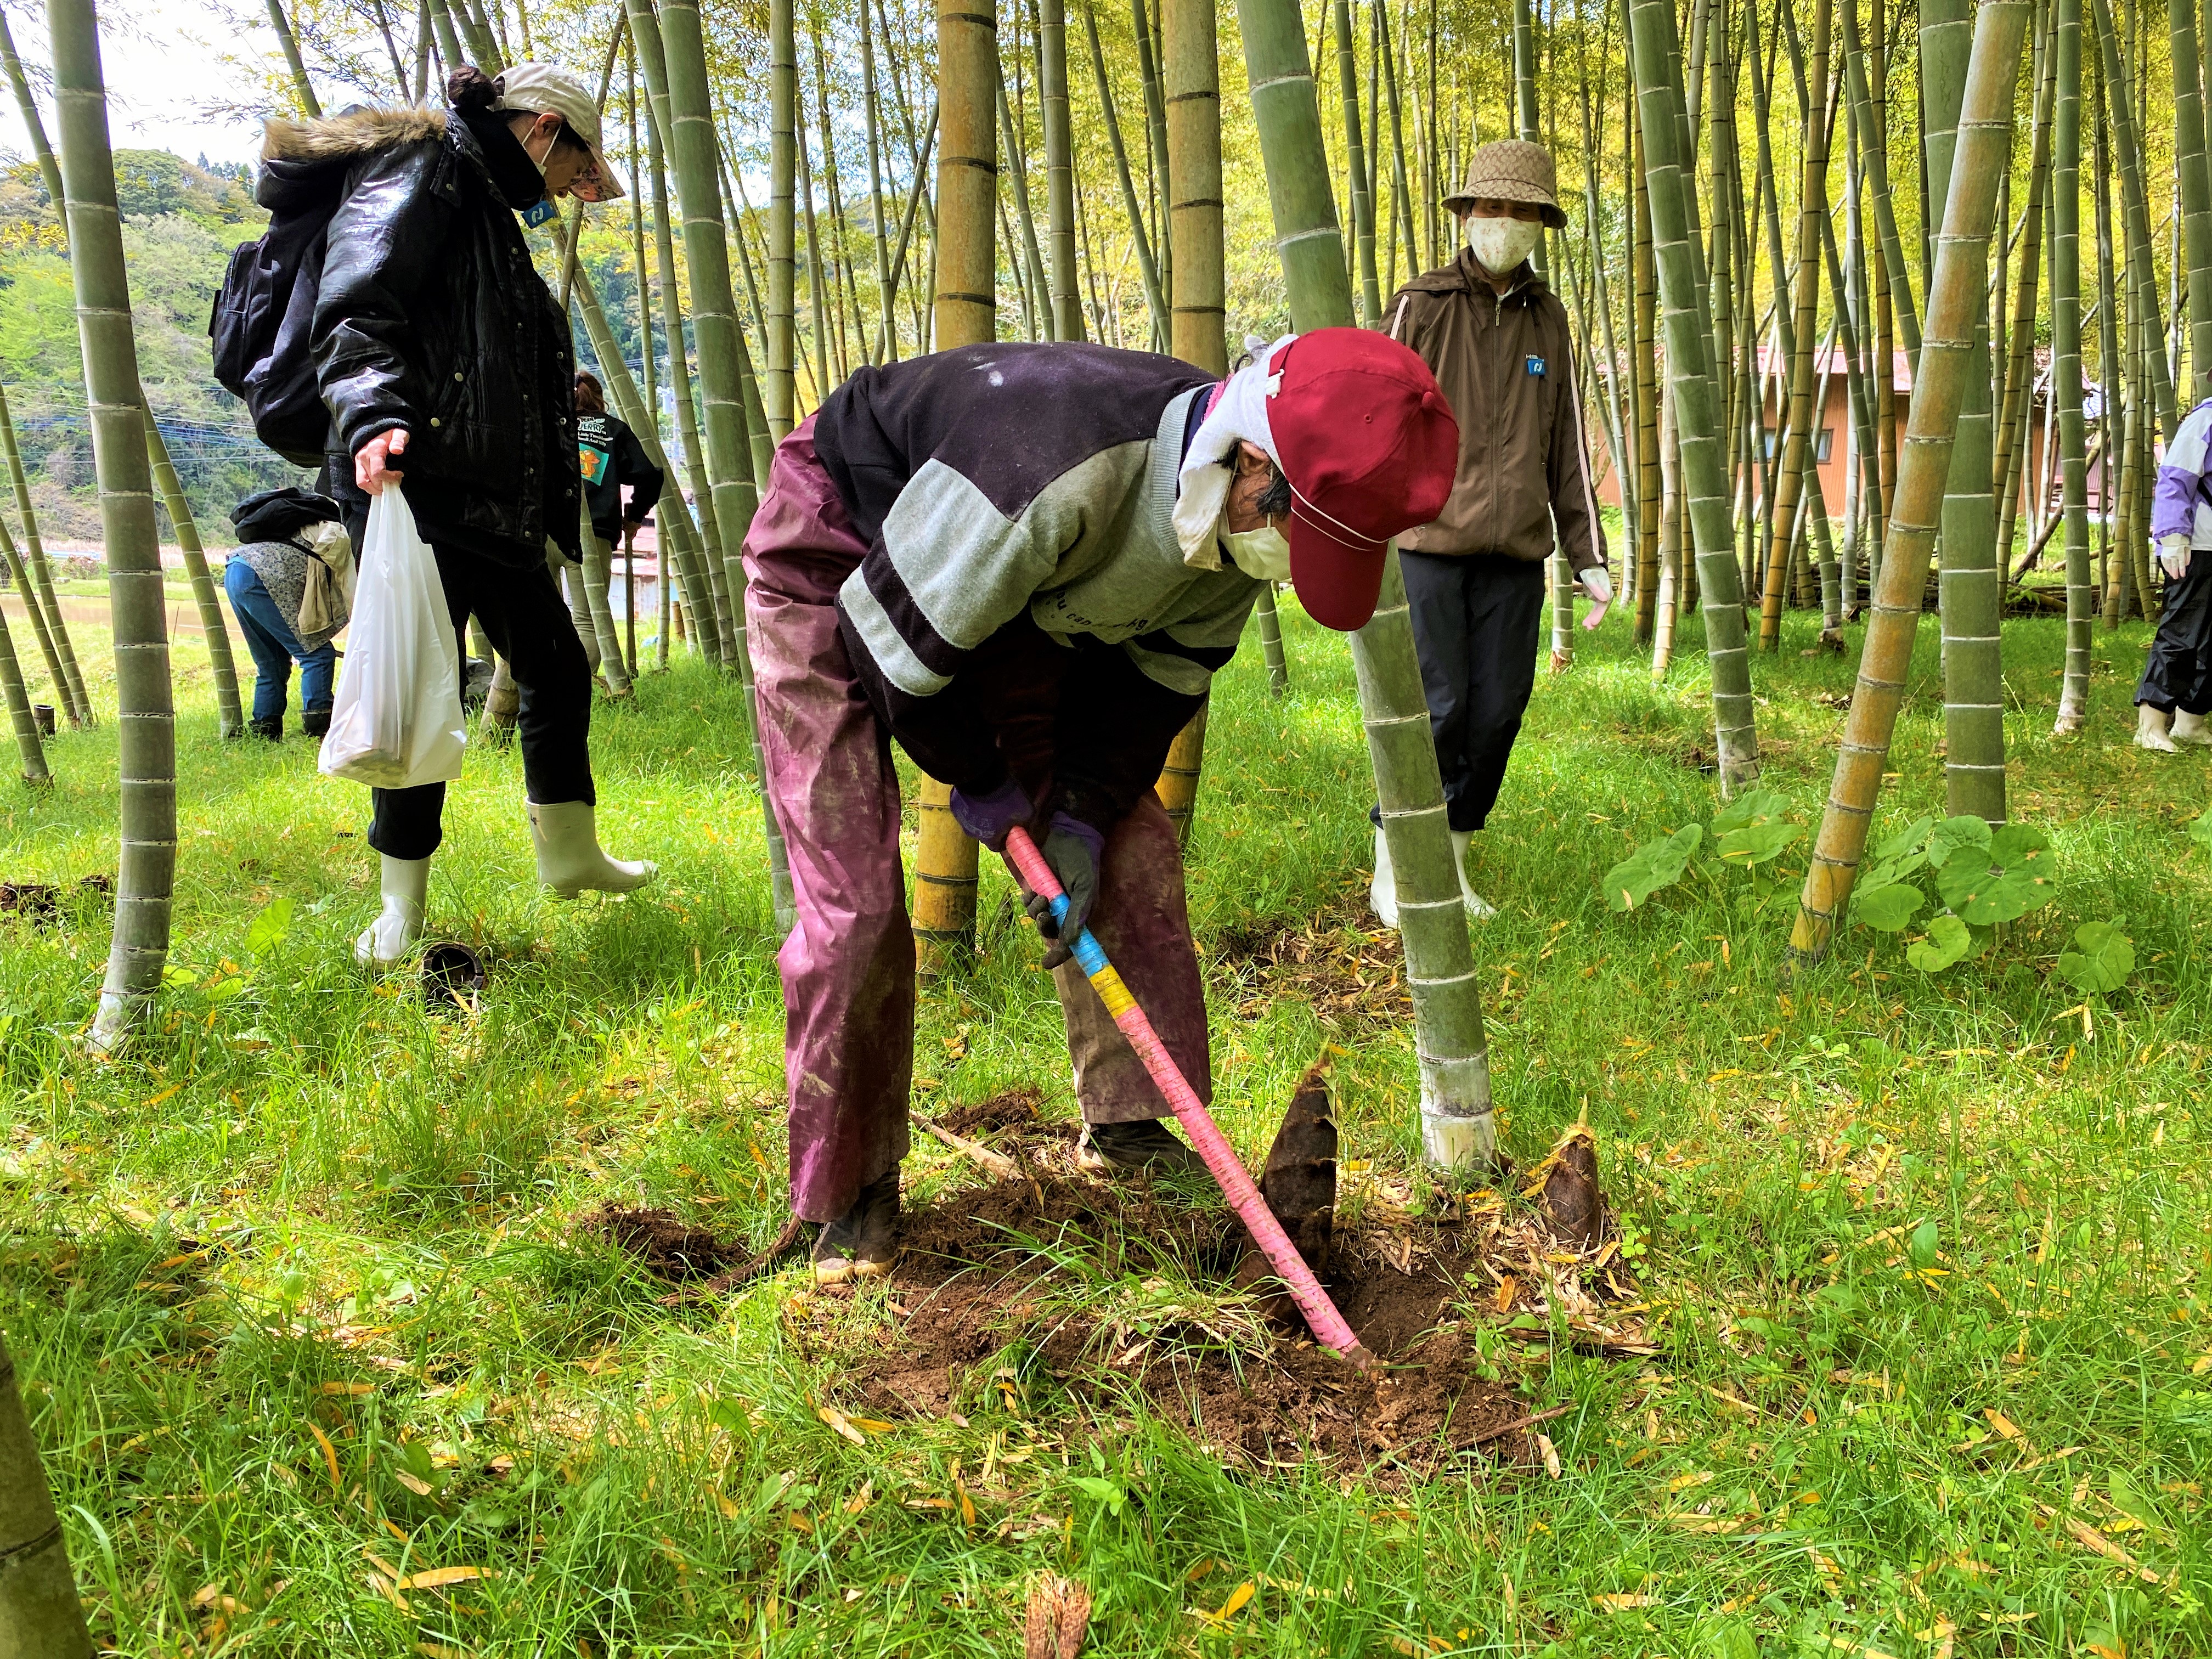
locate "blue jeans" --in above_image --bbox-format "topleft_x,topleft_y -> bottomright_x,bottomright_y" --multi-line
223,557 -> 336,721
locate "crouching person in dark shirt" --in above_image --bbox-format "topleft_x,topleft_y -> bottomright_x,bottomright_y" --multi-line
741,330 -> 1458,1284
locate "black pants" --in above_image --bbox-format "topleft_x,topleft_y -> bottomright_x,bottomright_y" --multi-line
2137,557 -> 2212,715
366,545 -> 595,861
1400,550 -> 1548,833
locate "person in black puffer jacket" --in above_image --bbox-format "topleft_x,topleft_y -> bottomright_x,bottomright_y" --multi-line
265,62 -> 658,967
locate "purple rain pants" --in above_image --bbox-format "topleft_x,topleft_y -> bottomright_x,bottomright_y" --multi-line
743,417 -> 1214,1223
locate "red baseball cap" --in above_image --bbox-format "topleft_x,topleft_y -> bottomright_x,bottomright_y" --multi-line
1269,329 -> 1459,631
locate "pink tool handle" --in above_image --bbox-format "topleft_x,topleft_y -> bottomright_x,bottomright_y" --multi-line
1003,826 -> 1367,1361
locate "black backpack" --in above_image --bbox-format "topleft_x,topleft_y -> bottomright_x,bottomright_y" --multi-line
208,176 -> 342,469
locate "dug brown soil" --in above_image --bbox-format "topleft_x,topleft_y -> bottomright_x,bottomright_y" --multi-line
815,1172 -> 1539,1480
584,1205 -> 752,1281
936,1088 -> 1045,1138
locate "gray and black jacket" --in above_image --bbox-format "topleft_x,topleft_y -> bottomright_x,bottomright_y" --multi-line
811,342 -> 1260,830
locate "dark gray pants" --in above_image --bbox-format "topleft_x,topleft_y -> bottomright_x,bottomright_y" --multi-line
1400,550 -> 1548,833
2137,557 -> 2212,715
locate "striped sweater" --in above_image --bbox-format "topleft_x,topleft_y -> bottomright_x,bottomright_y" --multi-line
812,342 -> 1259,827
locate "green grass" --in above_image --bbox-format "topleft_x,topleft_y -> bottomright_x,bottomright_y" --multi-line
4,586 -> 2211,1658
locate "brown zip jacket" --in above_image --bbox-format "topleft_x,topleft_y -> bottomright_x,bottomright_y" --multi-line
1384,250 -> 1606,573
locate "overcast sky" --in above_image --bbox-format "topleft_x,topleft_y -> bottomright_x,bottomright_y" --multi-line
0,2 -> 267,169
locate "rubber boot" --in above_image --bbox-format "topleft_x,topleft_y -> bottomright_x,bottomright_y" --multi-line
1368,825 -> 1398,928
354,854 -> 429,968
2137,703 -> 2180,753
248,714 -> 283,742
301,707 -> 331,740
528,800 -> 656,898
1449,828 -> 1498,919
2173,710 -> 2212,746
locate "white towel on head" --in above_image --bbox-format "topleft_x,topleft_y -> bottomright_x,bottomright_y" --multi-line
1172,332 -> 1297,569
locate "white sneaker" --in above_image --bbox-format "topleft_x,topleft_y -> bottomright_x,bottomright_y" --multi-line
1449,828 -> 1497,919
2137,704 -> 2181,753
528,800 -> 656,899
354,854 -> 430,968
1369,825 -> 1398,928
2173,710 -> 2212,746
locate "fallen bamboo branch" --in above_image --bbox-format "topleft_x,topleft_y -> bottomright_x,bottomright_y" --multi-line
927,1120 -> 1020,1178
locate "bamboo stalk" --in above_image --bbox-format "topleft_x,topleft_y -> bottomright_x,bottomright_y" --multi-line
1235,0 -> 1496,1170
914,0 -> 1003,968
1993,17 -> 2056,575
0,1329 -> 91,1654
0,11 -> 65,221
1630,0 -> 1764,792
264,0 -> 323,116
1040,0 -> 1085,340
142,415 -> 244,738
1332,0 -> 1381,324
1791,0 -> 2032,961
2053,0 -> 2094,730
1082,2 -> 1169,343
54,0 -> 175,1052
768,0 -> 797,433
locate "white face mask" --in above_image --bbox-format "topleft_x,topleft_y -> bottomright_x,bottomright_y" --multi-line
1465,214 -> 1542,275
1223,522 -> 1291,583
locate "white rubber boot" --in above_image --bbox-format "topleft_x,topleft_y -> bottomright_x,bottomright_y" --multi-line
2173,710 -> 2212,746
1450,828 -> 1498,919
354,855 -> 430,969
1369,825 -> 1399,928
528,800 -> 656,898
2137,703 -> 2181,753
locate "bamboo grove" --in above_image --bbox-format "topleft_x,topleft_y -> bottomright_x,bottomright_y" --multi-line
7,0 -> 2198,1046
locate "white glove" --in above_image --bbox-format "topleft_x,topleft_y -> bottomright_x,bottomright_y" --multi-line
1577,563 -> 1612,629
2160,534 -> 2192,582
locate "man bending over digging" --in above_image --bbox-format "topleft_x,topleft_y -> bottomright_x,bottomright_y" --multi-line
743,331 -> 1458,1285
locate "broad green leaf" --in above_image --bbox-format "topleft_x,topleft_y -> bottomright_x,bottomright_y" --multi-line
2192,808 -> 2212,850
161,963 -> 199,991
246,896 -> 295,957
206,977 -> 248,1003
1936,854 -> 2054,926
1909,1218 -> 1939,1267
1986,823 -> 2050,870
1602,823 -> 1703,911
1924,815 -> 1993,870
1852,882 -> 1925,933
1906,913 -> 1972,972
2058,921 -> 2135,994
1716,820 -> 1802,866
1709,788 -> 1790,836
1874,815 -> 1936,862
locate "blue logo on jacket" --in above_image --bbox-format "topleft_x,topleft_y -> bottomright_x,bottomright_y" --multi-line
1526,355 -> 1546,377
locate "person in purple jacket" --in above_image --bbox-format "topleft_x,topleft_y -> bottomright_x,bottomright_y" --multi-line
2141,398 -> 2212,750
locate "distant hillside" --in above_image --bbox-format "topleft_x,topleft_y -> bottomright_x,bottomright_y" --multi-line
0,147 -> 307,546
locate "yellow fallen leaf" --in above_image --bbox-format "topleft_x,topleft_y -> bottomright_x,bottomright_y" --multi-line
364,1571 -> 410,1613
1593,1593 -> 1654,1611
1667,1470 -> 1716,1493
2058,1512 -> 2161,1583
191,1583 -> 222,1608
1538,1434 -> 1562,1480
845,1481 -> 874,1515
1185,1558 -> 1217,1582
1493,1276 -> 1516,1313
815,1403 -> 866,1447
392,1469 -> 435,1497
394,1566 -> 487,1591
1823,1637 -> 1900,1659
1211,1581 -> 1256,1621
415,1644 -> 472,1659
955,1474 -> 977,1530
713,1490 -> 740,1519
787,1511 -> 814,1534
320,1381 -> 374,1397
307,1422 -> 341,1494
1984,1408 -> 2027,1445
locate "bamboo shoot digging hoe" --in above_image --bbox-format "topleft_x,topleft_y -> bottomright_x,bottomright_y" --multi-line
1001,825 -> 1374,1369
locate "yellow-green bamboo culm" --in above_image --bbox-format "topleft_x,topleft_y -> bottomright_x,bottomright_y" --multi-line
143,414 -> 245,739
911,0 -> 1002,968
1234,0 -> 1496,1171
54,0 -> 176,1051
1628,0 -> 1763,793
2053,0 -> 2095,731
0,1329 -> 93,1656
1791,0 -> 2034,963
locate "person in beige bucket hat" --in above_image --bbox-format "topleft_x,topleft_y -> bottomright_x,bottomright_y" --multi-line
1368,136 -> 1608,927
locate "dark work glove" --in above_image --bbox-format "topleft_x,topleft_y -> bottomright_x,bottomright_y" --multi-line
949,776 -> 1031,852
1025,811 -> 1105,970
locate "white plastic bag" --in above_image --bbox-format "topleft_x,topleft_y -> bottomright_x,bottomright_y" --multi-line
318,488 -> 465,789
